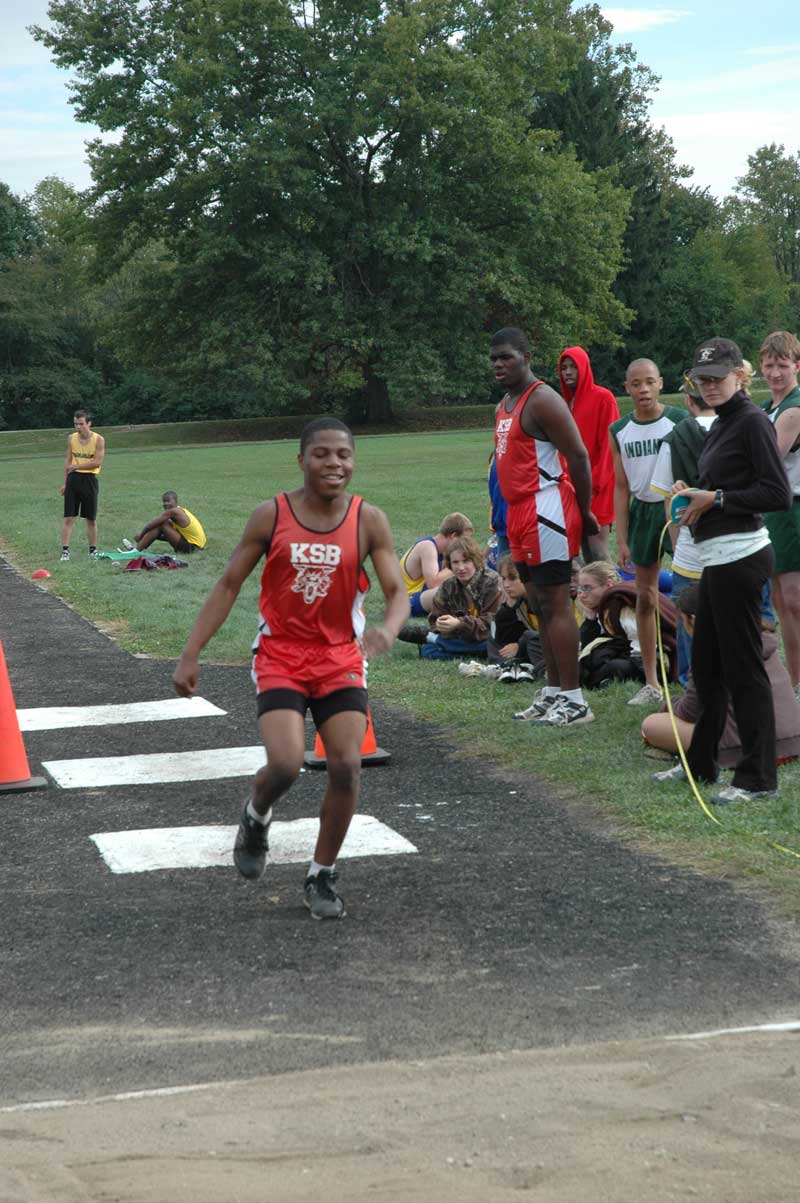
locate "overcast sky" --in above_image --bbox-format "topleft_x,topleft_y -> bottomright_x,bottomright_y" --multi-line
2,1 -> 798,200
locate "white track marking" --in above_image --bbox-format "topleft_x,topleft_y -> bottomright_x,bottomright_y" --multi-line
17,696 -> 226,732
44,745 -> 266,788
666,1020 -> 800,1040
90,814 -> 418,873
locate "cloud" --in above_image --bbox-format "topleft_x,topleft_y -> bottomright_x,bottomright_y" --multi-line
600,7 -> 690,34
655,108 -> 800,197
746,43 -> 800,57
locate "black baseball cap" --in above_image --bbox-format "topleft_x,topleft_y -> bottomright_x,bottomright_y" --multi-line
689,337 -> 744,380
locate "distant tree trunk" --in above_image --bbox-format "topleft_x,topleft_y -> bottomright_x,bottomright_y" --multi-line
363,368 -> 393,424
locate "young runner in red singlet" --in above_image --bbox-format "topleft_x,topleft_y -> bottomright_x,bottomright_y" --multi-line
174,419 -> 409,919
491,327 -> 598,727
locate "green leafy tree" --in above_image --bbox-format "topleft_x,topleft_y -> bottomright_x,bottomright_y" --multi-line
733,144 -> 800,284
535,22 -> 721,386
35,0 -> 632,420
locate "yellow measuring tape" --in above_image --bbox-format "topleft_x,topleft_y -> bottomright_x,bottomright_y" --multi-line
654,520 -> 800,860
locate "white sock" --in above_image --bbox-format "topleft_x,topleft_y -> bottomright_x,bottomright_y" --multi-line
543,685 -> 560,698
307,859 -> 334,878
560,688 -> 585,705
247,801 -> 272,825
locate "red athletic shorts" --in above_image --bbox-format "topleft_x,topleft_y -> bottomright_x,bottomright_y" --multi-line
252,637 -> 366,697
506,481 -> 582,565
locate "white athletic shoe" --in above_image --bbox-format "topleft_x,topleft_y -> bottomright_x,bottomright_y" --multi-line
627,684 -> 664,707
120,537 -> 136,551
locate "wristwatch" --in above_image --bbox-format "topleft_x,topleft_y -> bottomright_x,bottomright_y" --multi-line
713,489 -> 724,510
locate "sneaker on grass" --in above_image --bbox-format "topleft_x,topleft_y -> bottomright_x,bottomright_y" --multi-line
498,664 -> 518,683
120,537 -> 136,551
397,623 -> 429,645
515,663 -> 536,683
541,695 -> 594,726
60,549 -> 70,562
709,785 -> 777,806
233,805 -> 271,880
627,684 -> 664,707
653,763 -> 720,784
513,689 -> 558,721
458,660 -> 485,678
304,869 -> 345,920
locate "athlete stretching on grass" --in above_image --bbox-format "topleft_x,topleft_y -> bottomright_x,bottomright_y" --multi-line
173,418 -> 409,920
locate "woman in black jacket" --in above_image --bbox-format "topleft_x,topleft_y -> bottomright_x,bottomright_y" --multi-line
662,337 -> 791,804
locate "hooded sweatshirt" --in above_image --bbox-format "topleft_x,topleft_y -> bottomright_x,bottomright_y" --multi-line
558,346 -> 619,526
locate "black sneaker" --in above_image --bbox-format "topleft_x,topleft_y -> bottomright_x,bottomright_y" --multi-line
397,623 -> 429,645
303,869 -> 345,919
233,805 -> 271,879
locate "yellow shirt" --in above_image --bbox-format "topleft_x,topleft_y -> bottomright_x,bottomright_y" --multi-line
172,507 -> 206,548
69,431 -> 101,474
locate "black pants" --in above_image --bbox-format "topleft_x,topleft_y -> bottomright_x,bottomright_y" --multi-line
687,545 -> 775,791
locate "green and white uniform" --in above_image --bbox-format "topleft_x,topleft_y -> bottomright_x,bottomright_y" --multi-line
764,385 -> 800,573
611,406 -> 686,566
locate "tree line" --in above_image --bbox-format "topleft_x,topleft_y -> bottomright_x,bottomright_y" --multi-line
1,0 -> 798,432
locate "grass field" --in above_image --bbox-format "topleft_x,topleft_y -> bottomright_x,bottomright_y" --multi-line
1,419 -> 799,913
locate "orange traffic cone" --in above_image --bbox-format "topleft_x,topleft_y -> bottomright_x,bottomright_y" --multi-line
304,707 -> 390,770
0,640 -> 47,794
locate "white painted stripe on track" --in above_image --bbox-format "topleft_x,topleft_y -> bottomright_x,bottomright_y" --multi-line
0,1081 -> 244,1114
44,745 -> 266,788
90,814 -> 418,873
4,1020 -> 800,1115
17,696 -> 226,732
666,1020 -> 800,1041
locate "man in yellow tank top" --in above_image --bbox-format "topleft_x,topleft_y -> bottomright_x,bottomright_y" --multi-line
122,490 -> 207,555
60,409 -> 106,561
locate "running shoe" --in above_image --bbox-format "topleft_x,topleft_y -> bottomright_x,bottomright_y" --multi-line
652,763 -> 720,784
513,689 -> 558,721
498,664 -> 518,683
120,537 -> 136,551
88,549 -> 98,559
304,869 -> 345,920
397,623 -> 429,645
709,785 -> 777,806
60,549 -> 70,562
515,663 -> 536,682
540,695 -> 594,726
233,805 -> 271,880
458,660 -> 485,678
627,684 -> 664,707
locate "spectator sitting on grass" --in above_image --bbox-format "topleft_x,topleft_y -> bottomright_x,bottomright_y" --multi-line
488,554 -> 545,681
402,536 -> 501,660
576,561 -> 678,691
121,491 -> 207,554
643,581 -> 800,770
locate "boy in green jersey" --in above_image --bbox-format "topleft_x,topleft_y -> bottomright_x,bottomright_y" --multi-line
610,360 -> 686,706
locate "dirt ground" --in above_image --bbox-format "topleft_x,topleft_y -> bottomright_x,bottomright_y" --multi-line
2,1029 -> 799,1203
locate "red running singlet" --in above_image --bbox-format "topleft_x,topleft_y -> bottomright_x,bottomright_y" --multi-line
255,492 -> 369,646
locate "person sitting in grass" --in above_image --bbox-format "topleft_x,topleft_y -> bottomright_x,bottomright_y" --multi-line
575,560 -> 675,690
644,582 -> 800,771
398,511 -> 474,621
409,536 -> 501,660
121,490 -> 207,555
488,554 -> 544,682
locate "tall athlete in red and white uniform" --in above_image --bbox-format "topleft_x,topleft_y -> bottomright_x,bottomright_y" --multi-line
174,419 -> 409,919
492,327 -> 598,727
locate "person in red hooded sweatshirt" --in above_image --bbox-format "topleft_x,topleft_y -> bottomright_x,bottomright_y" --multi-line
558,347 -> 620,561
